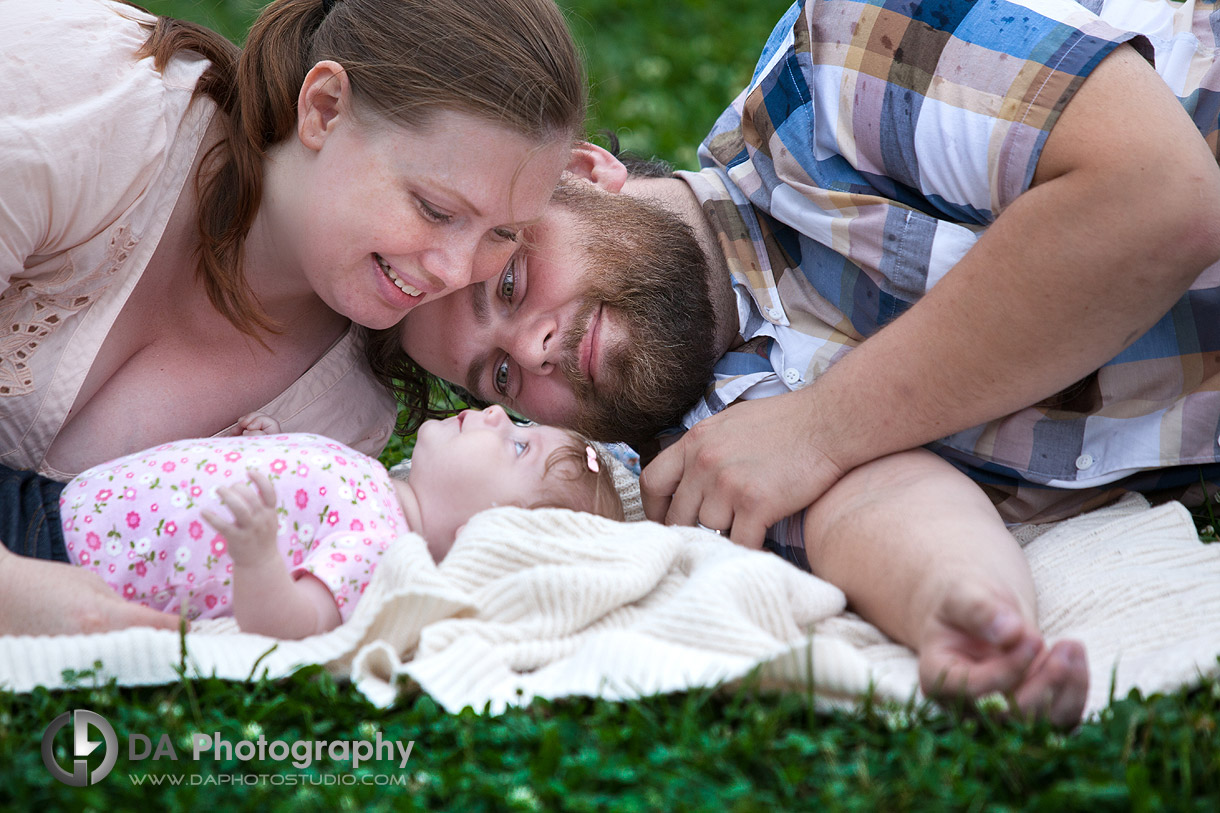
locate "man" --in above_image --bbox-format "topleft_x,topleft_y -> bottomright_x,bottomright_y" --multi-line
395,0 -> 1220,721
400,0 -> 1220,540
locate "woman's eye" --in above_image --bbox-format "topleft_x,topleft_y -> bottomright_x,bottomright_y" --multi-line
493,359 -> 511,394
499,261 -> 516,301
513,440 -> 529,457
494,228 -> 518,242
418,198 -> 452,224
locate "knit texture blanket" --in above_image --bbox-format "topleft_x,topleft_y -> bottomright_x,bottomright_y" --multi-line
1,494 -> 1217,716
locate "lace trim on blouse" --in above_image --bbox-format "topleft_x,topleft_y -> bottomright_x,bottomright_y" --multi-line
0,225 -> 138,396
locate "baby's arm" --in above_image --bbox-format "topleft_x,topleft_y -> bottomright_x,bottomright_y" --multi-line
202,471 -> 342,639
800,449 -> 1087,726
237,412 -> 281,436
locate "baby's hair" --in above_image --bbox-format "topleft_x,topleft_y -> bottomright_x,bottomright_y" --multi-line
530,430 -> 626,522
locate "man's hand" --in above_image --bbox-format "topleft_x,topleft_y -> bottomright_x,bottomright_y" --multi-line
640,389 -> 847,548
0,546 -> 181,636
202,471 -> 280,568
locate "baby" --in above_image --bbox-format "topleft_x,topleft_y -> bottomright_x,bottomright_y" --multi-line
58,406 -> 625,639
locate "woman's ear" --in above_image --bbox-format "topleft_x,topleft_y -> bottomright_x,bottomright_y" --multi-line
565,142 -> 629,192
297,60 -> 351,152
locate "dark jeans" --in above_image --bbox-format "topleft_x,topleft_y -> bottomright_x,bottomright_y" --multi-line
0,464 -> 68,562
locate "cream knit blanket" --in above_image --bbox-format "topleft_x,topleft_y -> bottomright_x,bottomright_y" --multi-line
1,494 -> 1217,716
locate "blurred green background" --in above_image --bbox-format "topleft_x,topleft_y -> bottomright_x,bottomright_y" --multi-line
136,0 -> 786,169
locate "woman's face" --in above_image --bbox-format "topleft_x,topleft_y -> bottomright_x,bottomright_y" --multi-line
275,103 -> 571,330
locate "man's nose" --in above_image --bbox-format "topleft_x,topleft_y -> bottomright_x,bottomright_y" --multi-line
502,314 -> 560,376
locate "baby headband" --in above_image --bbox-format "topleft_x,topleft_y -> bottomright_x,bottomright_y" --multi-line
594,443 -> 645,522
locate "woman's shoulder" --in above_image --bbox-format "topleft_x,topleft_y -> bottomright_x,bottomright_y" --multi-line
3,0 -> 209,135
1,0 -> 213,278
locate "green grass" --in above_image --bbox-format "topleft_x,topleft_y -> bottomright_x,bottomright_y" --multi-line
5,663 -> 1220,809
12,0 -> 1220,807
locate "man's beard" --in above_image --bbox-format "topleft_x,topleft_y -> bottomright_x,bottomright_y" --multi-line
550,180 -> 720,448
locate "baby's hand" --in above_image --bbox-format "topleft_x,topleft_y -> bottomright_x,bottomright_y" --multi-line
202,470 -> 279,567
238,412 -> 281,436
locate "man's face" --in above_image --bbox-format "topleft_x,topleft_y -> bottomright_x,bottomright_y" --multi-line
399,179 -> 719,445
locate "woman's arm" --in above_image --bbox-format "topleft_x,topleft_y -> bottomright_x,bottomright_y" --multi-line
0,546 -> 182,635
203,471 -> 342,639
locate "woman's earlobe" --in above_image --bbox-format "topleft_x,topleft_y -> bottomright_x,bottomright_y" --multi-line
297,60 -> 350,151
565,142 -> 628,192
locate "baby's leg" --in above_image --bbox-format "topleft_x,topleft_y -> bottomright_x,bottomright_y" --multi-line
800,449 -> 1087,726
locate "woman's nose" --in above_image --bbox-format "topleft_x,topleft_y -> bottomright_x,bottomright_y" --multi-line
421,234 -> 481,291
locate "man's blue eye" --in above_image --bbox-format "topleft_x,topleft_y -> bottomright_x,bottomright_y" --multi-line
500,262 -> 516,300
494,360 -> 510,394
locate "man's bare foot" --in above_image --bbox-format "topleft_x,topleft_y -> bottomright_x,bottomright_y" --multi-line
917,584 -> 1088,727
1012,639 -> 1088,728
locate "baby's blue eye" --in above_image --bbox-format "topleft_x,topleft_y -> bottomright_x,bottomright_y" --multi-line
513,440 -> 528,457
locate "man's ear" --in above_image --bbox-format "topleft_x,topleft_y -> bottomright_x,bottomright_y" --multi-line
297,60 -> 350,152
565,142 -> 628,192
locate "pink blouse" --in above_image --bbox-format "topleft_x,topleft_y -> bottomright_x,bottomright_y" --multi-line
0,0 -> 396,480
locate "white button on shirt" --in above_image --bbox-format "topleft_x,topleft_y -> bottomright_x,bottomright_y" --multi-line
1075,453 -> 1094,471
783,367 -> 803,386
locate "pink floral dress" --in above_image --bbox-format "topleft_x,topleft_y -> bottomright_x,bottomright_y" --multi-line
60,434 -> 407,622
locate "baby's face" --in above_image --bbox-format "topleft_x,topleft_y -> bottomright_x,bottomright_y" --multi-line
407,406 -> 574,560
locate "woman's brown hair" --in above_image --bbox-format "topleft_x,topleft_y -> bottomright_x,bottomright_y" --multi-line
129,0 -> 586,336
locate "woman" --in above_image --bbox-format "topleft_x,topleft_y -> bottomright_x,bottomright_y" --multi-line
0,0 -> 586,633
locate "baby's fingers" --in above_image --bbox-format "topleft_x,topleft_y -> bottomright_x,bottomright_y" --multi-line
214,484 -> 259,525
200,507 -> 234,536
246,469 -> 277,509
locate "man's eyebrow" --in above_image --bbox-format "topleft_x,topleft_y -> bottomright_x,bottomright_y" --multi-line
462,281 -> 492,400
471,280 -> 490,325
464,352 -> 489,404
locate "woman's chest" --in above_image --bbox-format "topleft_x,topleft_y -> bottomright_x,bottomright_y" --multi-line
45,247 -> 343,474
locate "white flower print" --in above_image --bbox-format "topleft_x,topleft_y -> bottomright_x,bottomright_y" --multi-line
174,547 -> 191,565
